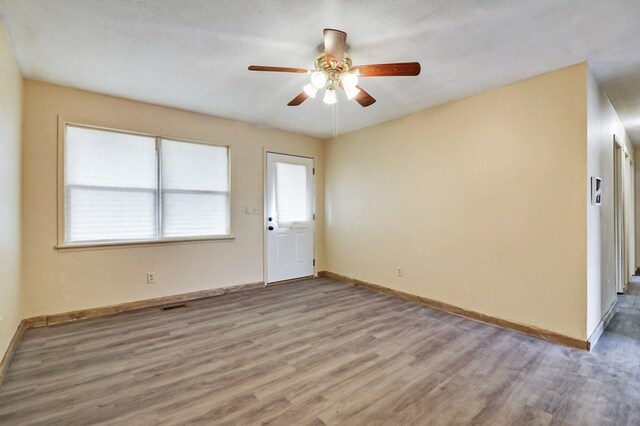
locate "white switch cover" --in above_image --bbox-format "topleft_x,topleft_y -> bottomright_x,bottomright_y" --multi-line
245,205 -> 252,215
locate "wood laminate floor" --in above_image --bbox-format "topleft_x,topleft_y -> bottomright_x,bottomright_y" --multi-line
593,276 -> 640,368
1,277 -> 639,425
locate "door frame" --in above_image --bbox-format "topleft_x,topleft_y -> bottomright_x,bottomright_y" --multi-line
614,140 -> 623,293
262,150 -> 317,286
613,135 -> 634,293
624,152 -> 634,287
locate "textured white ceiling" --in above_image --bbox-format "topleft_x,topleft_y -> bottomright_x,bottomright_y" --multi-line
1,0 -> 640,140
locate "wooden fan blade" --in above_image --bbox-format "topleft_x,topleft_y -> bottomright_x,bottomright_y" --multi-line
287,91 -> 309,106
351,85 -> 376,107
248,65 -> 308,73
351,62 -> 421,77
323,28 -> 347,66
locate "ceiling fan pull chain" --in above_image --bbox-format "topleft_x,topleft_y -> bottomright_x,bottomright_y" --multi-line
333,100 -> 338,138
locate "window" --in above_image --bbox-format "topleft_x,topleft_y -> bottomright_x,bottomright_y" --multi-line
275,162 -> 309,228
63,124 -> 230,245
161,139 -> 229,237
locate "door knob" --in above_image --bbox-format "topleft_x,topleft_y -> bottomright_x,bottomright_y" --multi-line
268,226 -> 274,231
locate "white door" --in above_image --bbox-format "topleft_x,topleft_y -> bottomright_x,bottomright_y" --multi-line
613,138 -> 633,294
614,142 -> 624,293
623,152 -> 633,291
266,153 -> 315,283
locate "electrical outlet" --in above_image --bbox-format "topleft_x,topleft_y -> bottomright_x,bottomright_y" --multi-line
252,206 -> 261,215
397,267 -> 403,278
147,273 -> 156,284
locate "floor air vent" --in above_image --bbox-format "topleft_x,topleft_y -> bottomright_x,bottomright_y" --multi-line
161,304 -> 187,311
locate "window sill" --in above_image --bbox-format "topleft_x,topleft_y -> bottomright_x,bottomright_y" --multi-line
55,235 -> 236,252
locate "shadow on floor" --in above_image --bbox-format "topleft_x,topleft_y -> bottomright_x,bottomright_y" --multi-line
592,276 -> 640,368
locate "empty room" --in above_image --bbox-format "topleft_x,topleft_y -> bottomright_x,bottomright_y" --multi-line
1,1 -> 640,424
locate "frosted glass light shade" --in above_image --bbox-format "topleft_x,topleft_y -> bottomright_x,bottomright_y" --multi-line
341,72 -> 358,88
310,71 -> 328,89
344,85 -> 361,100
303,83 -> 318,98
323,87 -> 337,104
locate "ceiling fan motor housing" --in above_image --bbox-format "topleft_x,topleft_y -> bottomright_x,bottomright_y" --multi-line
315,52 -> 355,79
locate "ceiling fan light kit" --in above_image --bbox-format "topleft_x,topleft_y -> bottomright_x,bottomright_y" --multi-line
249,28 -> 421,107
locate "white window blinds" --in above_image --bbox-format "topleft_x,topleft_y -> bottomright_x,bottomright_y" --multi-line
161,139 -> 230,237
65,126 -> 157,243
275,162 -> 309,228
64,125 -> 230,245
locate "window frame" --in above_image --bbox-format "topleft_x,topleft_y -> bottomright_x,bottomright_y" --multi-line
57,119 -> 234,250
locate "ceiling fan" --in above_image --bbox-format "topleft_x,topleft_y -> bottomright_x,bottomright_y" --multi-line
248,28 -> 421,107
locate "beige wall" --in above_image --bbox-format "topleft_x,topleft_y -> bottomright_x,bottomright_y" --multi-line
0,22 -> 23,358
325,63 -> 589,339
21,80 -> 325,317
586,67 -> 634,337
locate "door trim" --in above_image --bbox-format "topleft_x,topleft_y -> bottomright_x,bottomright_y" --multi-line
613,135 -> 634,294
263,150 -> 317,286
614,140 -> 622,293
